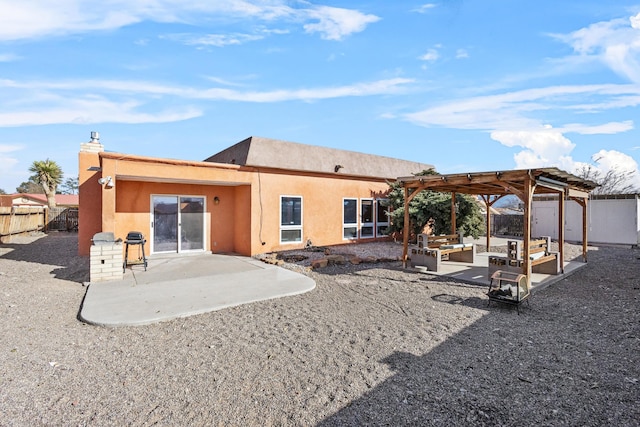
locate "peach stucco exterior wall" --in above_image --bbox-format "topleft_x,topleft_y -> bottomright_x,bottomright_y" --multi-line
252,170 -> 390,253
79,149 -> 391,257
78,149 -> 103,254
78,151 -> 253,256
114,181 -> 251,255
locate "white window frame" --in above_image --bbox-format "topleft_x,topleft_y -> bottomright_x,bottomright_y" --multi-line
280,195 -> 303,244
376,198 -> 390,237
360,198 -> 375,239
343,198 -> 358,240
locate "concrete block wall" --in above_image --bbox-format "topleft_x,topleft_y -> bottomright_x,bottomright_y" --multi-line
90,243 -> 123,282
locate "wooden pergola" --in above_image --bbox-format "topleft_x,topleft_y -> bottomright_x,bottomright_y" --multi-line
398,167 -> 598,285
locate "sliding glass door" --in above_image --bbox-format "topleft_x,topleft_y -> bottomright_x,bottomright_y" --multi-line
179,197 -> 204,251
151,195 -> 205,253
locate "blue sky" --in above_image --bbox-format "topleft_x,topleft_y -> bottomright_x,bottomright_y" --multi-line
1,1 -> 640,193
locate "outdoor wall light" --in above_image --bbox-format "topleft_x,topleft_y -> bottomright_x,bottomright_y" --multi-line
98,176 -> 114,188
214,196 -> 220,205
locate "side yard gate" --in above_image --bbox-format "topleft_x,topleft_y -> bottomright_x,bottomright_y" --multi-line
489,214 -> 524,237
48,207 -> 79,232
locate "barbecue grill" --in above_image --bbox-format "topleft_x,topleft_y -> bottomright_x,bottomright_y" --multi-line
123,231 -> 147,272
92,232 -> 116,245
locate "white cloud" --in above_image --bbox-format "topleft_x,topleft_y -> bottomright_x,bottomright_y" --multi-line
0,76 -> 415,100
0,53 -> 20,62
0,77 -> 414,127
207,78 -> 413,102
302,5 -> 379,41
0,0 -> 140,41
163,33 -> 264,47
400,9 -> 640,184
0,1 -> 378,42
405,82 -> 639,178
490,129 -> 640,189
412,4 -> 437,14
592,149 -> 638,172
0,144 -> 21,153
405,84 -> 640,131
588,149 -> 640,189
560,120 -> 634,134
490,127 -> 576,170
456,49 -> 469,59
551,10 -> 640,83
632,12 -> 640,30
419,48 -> 439,62
0,96 -> 202,127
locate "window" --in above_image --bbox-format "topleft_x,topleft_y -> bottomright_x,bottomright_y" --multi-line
360,199 -> 374,238
280,196 -> 302,243
376,199 -> 390,237
343,197 -> 390,240
343,198 -> 358,239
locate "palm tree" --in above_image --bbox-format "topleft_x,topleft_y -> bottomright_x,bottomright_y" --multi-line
28,159 -> 63,208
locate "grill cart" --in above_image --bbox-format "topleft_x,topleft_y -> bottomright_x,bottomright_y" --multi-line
123,231 -> 147,272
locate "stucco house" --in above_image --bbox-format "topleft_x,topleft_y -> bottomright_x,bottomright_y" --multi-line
78,135 -> 433,257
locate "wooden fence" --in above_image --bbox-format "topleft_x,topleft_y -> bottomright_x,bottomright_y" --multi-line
0,206 -> 46,242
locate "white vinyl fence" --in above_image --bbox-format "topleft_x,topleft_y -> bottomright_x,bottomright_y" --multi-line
532,194 -> 640,246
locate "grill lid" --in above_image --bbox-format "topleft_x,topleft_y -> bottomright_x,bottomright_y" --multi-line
92,232 -> 116,245
126,231 -> 145,242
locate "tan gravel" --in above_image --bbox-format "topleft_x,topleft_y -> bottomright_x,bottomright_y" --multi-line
0,232 -> 639,426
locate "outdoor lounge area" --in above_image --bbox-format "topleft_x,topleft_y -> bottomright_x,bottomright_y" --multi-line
398,167 -> 599,293
414,235 -> 588,293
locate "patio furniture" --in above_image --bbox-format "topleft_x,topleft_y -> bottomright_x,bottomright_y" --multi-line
123,231 -> 147,272
488,237 -> 559,279
487,270 -> 530,314
410,232 -> 475,271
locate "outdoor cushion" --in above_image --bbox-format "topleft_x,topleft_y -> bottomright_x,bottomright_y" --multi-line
530,251 -> 545,261
440,243 -> 473,249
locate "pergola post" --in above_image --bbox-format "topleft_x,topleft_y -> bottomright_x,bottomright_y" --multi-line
522,174 -> 534,287
565,196 -> 589,263
485,197 -> 491,250
451,192 -> 457,235
582,198 -> 589,262
568,197 -> 589,262
402,186 -> 410,268
558,191 -> 565,273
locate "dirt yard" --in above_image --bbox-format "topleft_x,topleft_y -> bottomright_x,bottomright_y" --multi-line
0,233 -> 638,426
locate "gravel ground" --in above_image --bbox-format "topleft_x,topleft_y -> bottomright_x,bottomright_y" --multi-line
0,232 -> 639,426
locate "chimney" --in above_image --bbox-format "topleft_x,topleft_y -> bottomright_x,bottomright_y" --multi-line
80,131 -> 104,153
90,131 -> 100,143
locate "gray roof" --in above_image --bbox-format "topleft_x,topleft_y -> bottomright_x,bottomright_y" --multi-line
204,136 -> 434,180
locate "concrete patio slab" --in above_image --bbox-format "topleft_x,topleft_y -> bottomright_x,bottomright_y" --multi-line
80,254 -> 316,327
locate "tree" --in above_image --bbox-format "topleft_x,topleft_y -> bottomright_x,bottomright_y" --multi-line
16,179 -> 43,194
575,163 -> 639,195
28,159 -> 63,208
60,176 -> 79,195
386,170 -> 486,241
